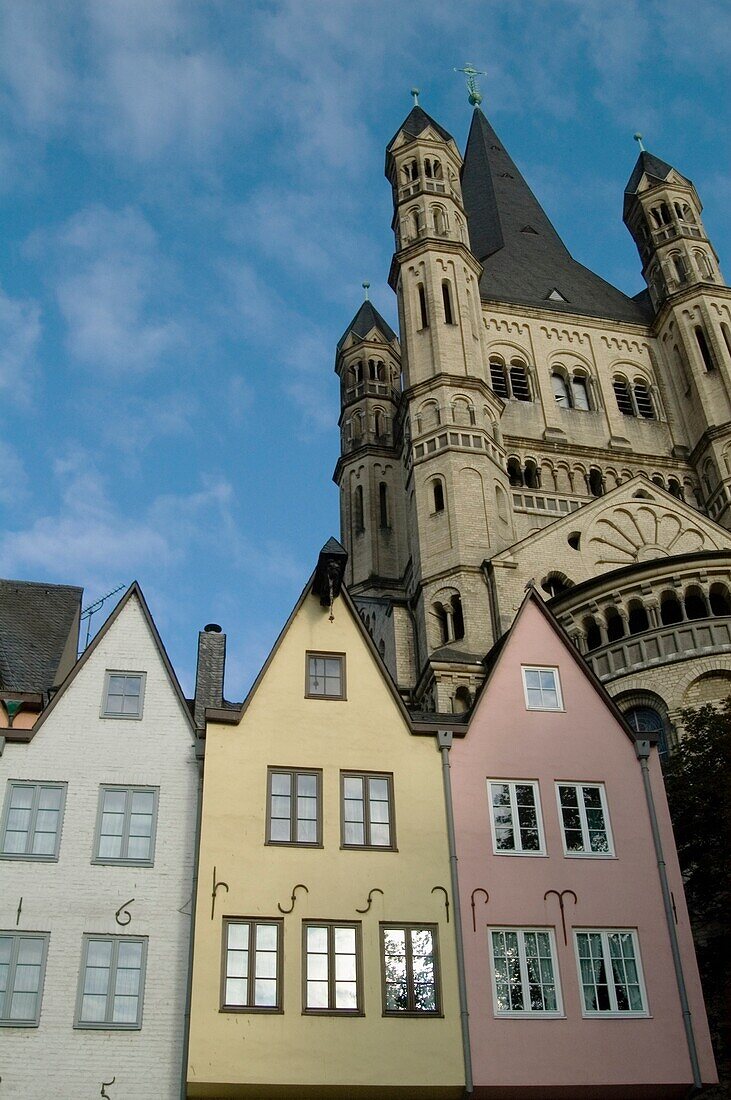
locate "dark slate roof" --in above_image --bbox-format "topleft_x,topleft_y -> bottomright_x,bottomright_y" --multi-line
386,105 -> 455,151
0,579 -> 82,693
337,300 -> 398,351
622,149 -> 689,218
461,108 -> 652,325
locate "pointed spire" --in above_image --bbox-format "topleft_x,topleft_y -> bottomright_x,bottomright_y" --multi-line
336,298 -> 398,352
386,105 -> 456,153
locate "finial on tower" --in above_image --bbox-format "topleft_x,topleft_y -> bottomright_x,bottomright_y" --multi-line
634,132 -> 646,152
362,281 -> 370,301
454,63 -> 487,107
410,87 -> 420,106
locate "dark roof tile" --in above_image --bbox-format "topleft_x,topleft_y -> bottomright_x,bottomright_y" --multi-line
0,579 -> 82,693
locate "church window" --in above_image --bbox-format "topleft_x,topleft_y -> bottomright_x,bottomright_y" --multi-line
369,358 -> 385,382
451,594 -> 465,641
489,358 -> 509,398
524,460 -> 540,490
659,202 -> 671,225
433,159 -> 442,179
684,586 -> 708,621
672,254 -> 688,283
694,326 -> 715,372
651,474 -> 665,489
583,617 -> 601,650
433,479 -> 445,513
721,322 -> 731,359
509,361 -> 531,402
551,371 -> 571,408
587,468 -> 604,497
507,457 -> 523,487
374,409 -> 385,438
404,159 -> 418,182
434,603 -> 449,646
353,485 -> 364,534
379,482 -> 390,529
352,412 -> 364,441
703,458 -> 719,494
605,608 -> 624,642
424,158 -> 433,178
433,206 -> 448,236
613,377 -> 633,416
627,600 -> 649,635
695,251 -> 713,279
709,583 -> 731,616
442,280 -> 454,324
571,374 -> 590,411
418,283 -> 429,329
633,380 -> 655,419
409,209 -> 423,239
624,706 -> 668,758
660,591 -> 683,626
452,686 -> 471,714
667,477 -> 683,500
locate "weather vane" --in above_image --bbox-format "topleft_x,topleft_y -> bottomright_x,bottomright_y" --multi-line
362,281 -> 370,301
454,63 -> 487,106
634,132 -> 646,152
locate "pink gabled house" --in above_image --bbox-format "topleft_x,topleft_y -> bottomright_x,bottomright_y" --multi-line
448,590 -> 717,1098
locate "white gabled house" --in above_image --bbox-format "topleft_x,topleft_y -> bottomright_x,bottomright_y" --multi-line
0,582 -> 200,1099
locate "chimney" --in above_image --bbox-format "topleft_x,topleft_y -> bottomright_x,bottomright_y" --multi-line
194,624 -> 226,732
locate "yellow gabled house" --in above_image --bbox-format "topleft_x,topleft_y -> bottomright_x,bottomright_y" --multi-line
187,541 -> 465,1098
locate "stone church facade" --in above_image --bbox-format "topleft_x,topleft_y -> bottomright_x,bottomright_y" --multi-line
333,102 -> 731,748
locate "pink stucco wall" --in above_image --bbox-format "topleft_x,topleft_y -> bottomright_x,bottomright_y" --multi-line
451,597 -> 717,1098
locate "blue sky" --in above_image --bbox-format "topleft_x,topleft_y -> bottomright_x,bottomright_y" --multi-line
0,0 -> 728,697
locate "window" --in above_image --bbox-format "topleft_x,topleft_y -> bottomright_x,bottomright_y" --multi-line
695,326 -> 715,372
489,929 -> 562,1016
432,479 -> 445,513
489,359 -> 509,398
556,783 -> 613,856
625,705 -> 668,757
102,672 -> 145,719
341,772 -> 394,849
509,362 -> 531,401
1,782 -> 66,861
441,280 -> 454,324
613,377 -> 633,416
75,936 -> 147,1029
267,769 -> 321,846
417,283 -> 428,328
575,930 -> 647,1016
353,484 -> 364,532
522,667 -> 562,710
571,374 -> 590,410
488,780 -> 544,855
0,933 -> 49,1026
306,652 -> 345,699
633,380 -> 655,419
93,787 -> 158,865
303,922 -> 362,1013
381,925 -> 440,1015
551,371 -> 571,408
221,919 -> 282,1011
379,482 -> 390,529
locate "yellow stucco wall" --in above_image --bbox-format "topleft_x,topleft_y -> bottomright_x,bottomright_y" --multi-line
187,590 -> 463,1098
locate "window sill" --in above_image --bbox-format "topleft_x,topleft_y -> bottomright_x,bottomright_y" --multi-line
91,858 -> 155,867
0,853 -> 59,862
265,840 -> 323,849
563,852 -> 616,860
303,1009 -> 364,1017
495,1012 -> 566,1020
492,850 -> 548,858
524,705 -> 565,713
341,844 -> 398,853
383,1010 -> 442,1019
0,1020 -> 40,1028
219,1005 -> 283,1014
99,713 -> 144,721
580,1011 -> 650,1020
74,1022 -> 143,1030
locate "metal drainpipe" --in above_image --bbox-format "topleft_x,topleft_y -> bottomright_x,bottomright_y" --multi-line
634,737 -> 703,1095
437,730 -> 474,1096
180,744 -> 204,1100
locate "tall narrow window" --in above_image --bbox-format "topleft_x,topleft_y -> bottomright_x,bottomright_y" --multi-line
418,284 -> 428,329
571,374 -> 590,410
575,930 -> 647,1016
633,381 -> 655,419
441,281 -> 454,324
0,933 -> 49,1026
551,371 -> 571,408
588,468 -> 604,497
304,923 -> 361,1014
221,919 -> 282,1011
341,772 -> 394,849
613,377 -> 634,416
695,326 -> 715,372
76,936 -> 147,1029
507,457 -> 523,487
267,769 -> 321,846
451,594 -> 465,640
1,782 -> 66,861
489,929 -> 561,1016
488,780 -> 544,854
433,479 -> 445,513
509,362 -> 531,401
489,359 -> 509,398
379,482 -> 389,529
353,484 -> 364,533
381,925 -> 440,1015
434,603 -> 449,645
556,783 -> 613,856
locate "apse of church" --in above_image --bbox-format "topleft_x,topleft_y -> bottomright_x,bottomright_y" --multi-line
334,98 -> 731,728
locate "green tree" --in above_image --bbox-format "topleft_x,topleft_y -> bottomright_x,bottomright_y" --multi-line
664,699 -> 731,1095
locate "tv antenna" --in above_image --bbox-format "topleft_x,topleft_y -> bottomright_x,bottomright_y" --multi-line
80,583 -> 127,651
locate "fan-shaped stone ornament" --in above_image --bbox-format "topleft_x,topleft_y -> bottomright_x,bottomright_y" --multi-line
587,504 -> 715,569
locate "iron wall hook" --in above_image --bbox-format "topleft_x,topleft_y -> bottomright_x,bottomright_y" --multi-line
543,889 -> 577,945
277,883 -> 308,915
355,888 -> 383,914
431,886 -> 450,923
101,1077 -> 115,1098
211,866 -> 229,921
470,888 -> 489,932
115,899 -> 134,927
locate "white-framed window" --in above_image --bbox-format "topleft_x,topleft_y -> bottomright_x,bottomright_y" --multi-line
75,935 -> 147,1029
101,671 -> 146,719
487,780 -> 544,855
221,919 -> 282,1012
0,932 -> 49,1026
306,652 -> 345,699
574,930 -> 647,1016
0,782 -> 66,861
556,783 -> 613,857
522,666 -> 562,710
304,922 -> 362,1014
381,925 -> 440,1015
92,787 -> 158,865
488,928 -> 563,1016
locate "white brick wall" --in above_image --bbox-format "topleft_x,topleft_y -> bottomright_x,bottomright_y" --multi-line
0,593 -> 198,1099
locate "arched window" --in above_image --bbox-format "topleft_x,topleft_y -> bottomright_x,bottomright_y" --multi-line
433,479 -> 445,513
703,459 -> 719,494
605,607 -> 624,642
507,457 -> 523,487
624,706 -> 668,757
453,686 -> 471,714
352,412 -> 364,441
694,326 -> 715,372
409,208 -> 422,239
660,591 -> 683,625
551,371 -> 571,408
417,283 -> 429,329
433,207 -> 448,236
374,409 -> 385,438
709,583 -> 731,616
672,254 -> 688,284
432,159 -> 442,179
434,603 -> 449,645
721,322 -> 731,359
489,358 -> 509,398
509,361 -> 531,401
350,361 -> 363,385
583,616 -> 602,650
442,280 -> 454,324
633,381 -> 655,419
627,600 -> 649,635
667,477 -> 683,500
368,358 -> 385,381
451,594 -> 465,641
353,485 -> 364,533
379,482 -> 390,529
613,376 -> 633,416
684,586 -> 707,620
524,460 -> 540,489
587,468 -> 604,497
571,373 -> 590,410
424,158 -> 433,179
695,251 -> 713,279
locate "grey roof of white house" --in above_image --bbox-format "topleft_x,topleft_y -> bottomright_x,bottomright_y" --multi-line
0,578 -> 82,693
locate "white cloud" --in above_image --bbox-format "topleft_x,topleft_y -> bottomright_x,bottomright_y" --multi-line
0,284 -> 41,399
0,1 -> 69,130
0,440 -> 28,505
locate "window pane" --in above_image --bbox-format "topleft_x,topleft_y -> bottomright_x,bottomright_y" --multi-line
227,924 -> 249,951
226,978 -> 247,1005
307,926 -> 328,952
112,995 -> 139,1023
87,940 -> 113,968
297,773 -> 317,797
335,982 -> 357,1009
307,953 -> 328,980
255,951 -> 277,980
122,695 -> 140,715
38,787 -> 62,811
370,822 -> 391,846
307,981 -> 328,1008
334,927 -> 355,954
269,818 -> 290,842
343,777 -> 363,800
271,772 -> 291,796
227,950 -> 247,978
81,994 -> 107,1021
344,821 -> 365,844
256,924 -> 277,952
254,978 -> 277,1006
131,791 -> 154,815
297,818 -> 317,843
103,790 -> 127,813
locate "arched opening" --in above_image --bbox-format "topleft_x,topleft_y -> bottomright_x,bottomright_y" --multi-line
568,532 -> 581,551
417,283 -> 428,329
541,572 -> 573,598
627,600 -> 649,635
507,457 -> 523,487
374,409 -> 385,438
667,478 -> 683,500
695,326 -> 715,371
613,377 -> 633,416
441,280 -> 454,324
432,159 -> 442,180
451,594 -> 465,641
633,381 -> 655,419
489,359 -> 509,398
352,412 -> 363,442
509,361 -> 531,402
551,370 -> 571,408
660,591 -> 683,625
434,603 -> 449,645
695,251 -> 713,278
709,583 -> 731,616
433,207 -> 447,236
524,460 -> 540,490
684,585 -> 708,620
379,482 -> 390,529
452,686 -> 472,714
571,373 -> 590,411
353,484 -> 364,534
672,254 -> 688,283
721,322 -> 731,359
605,607 -> 624,642
658,202 -> 671,225
583,616 -> 602,650
651,474 -> 665,489
624,706 -> 668,757
587,468 -> 604,497
349,361 -> 363,386
433,479 -> 445,514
